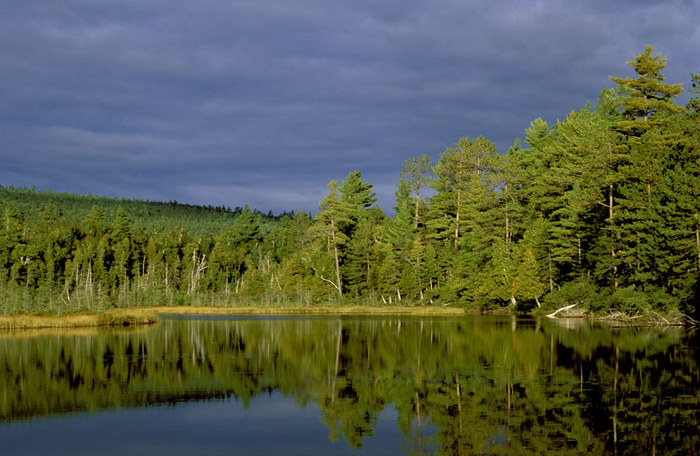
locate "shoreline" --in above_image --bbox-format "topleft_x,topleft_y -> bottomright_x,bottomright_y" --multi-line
147,304 -> 471,316
0,305 -> 695,330
0,309 -> 159,330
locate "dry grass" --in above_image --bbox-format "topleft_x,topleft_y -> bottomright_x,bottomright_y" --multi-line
0,305 -> 469,330
0,309 -> 159,330
2,304 -> 691,330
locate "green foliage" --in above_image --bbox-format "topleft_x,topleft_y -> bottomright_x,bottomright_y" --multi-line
687,72 -> 700,115
1,47 -> 698,315
609,45 -> 684,138
397,154 -> 433,227
543,277 -> 604,313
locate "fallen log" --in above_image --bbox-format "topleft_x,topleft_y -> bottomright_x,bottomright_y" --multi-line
546,302 -> 580,318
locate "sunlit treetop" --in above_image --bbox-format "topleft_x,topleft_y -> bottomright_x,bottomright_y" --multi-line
609,45 -> 684,136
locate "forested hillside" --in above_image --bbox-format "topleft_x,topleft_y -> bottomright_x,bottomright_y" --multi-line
0,186 -> 286,237
1,47 -> 698,317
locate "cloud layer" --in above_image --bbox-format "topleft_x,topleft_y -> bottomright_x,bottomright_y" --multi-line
2,0 -> 698,213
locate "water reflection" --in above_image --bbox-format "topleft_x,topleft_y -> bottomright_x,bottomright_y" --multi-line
0,315 -> 697,455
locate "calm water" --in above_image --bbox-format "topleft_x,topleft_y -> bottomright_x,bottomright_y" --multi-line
0,314 -> 697,455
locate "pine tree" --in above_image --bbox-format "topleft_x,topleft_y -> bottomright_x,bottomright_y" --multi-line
609,47 -> 684,292
0,206 -> 24,282
314,181 -> 352,297
383,201 -> 415,252
339,171 -> 377,214
83,205 -> 107,238
345,214 -> 380,296
230,205 -> 262,250
687,73 -> 700,115
397,155 -> 433,228
427,136 -> 498,248
609,46 -> 683,139
112,208 -> 133,242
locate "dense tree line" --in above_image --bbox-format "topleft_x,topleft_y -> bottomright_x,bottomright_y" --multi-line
0,186 -> 287,237
1,47 -> 698,316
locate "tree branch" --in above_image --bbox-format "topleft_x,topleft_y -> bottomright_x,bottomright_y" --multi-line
546,302 -> 580,318
302,257 -> 341,292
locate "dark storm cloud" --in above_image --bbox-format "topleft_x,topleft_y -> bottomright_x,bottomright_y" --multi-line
1,0 -> 698,213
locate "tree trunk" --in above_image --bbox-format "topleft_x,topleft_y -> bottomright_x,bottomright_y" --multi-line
695,213 -> 700,272
454,192 -> 461,248
504,184 -> 510,243
414,189 -> 420,229
505,207 -> 510,243
609,183 -> 619,289
577,237 -> 582,267
330,219 -> 343,297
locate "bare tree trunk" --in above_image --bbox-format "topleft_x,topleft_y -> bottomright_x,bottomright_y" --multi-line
504,184 -> 510,243
454,194 -> 461,248
505,209 -> 510,243
366,254 -> 371,284
610,184 -> 619,289
414,189 -> 420,229
696,213 -> 700,272
577,237 -> 582,267
330,219 -> 343,297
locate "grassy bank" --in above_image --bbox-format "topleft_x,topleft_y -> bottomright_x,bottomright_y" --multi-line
144,305 -> 471,316
0,309 -> 159,330
0,305 -> 470,330
1,303 -> 695,330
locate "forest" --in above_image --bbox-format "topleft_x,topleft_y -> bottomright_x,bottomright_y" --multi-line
1,46 -> 699,317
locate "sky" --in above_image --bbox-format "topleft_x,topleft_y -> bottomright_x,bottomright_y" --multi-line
1,0 -> 698,215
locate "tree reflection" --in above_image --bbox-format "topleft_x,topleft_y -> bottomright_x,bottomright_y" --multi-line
0,316 -> 697,454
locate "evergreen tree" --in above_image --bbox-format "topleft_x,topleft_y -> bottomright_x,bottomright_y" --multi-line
339,171 -> 377,213
609,47 -> 684,295
687,72 -> 700,115
383,201 -> 415,252
345,214 -> 381,296
0,206 -> 24,282
83,205 -> 107,238
314,180 -> 352,297
609,46 -> 684,139
112,208 -> 133,242
397,155 -> 433,228
427,136 -> 498,248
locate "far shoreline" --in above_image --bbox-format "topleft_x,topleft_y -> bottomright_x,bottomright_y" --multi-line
0,304 -> 695,330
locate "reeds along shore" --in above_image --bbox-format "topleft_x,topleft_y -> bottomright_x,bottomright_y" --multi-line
0,309 -> 158,330
0,305 -> 695,330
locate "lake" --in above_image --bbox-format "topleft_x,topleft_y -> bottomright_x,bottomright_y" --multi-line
0,314 -> 697,455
